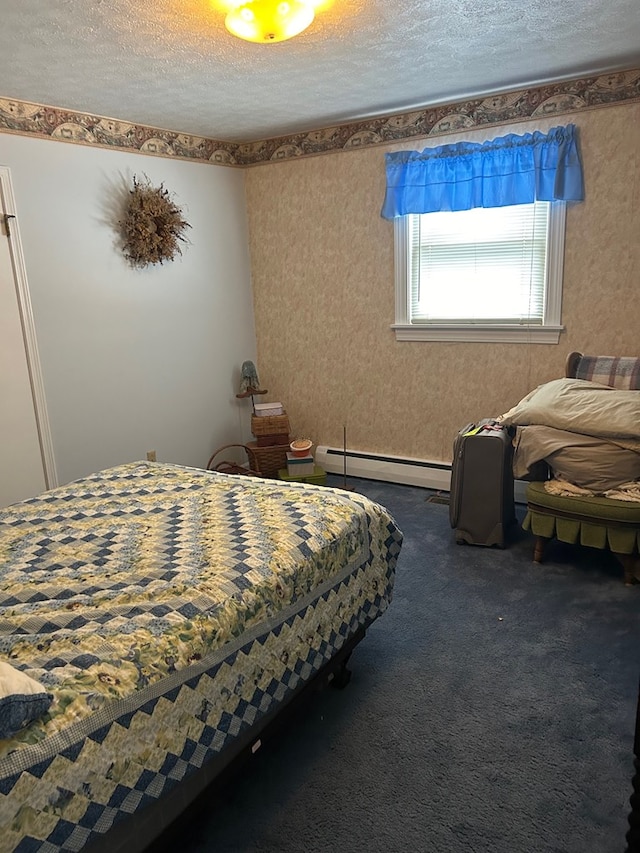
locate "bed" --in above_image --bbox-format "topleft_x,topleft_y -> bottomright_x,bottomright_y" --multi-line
0,461 -> 402,852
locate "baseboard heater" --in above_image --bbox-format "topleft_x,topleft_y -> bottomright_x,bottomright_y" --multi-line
315,445 -> 529,503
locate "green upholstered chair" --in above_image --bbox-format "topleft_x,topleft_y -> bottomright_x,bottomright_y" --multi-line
522,352 -> 640,585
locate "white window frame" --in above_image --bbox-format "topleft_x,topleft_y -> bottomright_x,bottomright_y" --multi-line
391,202 -> 566,343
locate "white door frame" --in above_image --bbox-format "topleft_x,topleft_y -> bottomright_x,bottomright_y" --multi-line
0,165 -> 58,490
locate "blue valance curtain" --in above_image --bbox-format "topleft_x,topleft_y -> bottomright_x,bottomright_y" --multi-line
381,124 -> 584,219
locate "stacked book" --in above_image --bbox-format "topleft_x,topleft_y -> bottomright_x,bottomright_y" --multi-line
286,452 -> 314,477
279,439 -> 327,485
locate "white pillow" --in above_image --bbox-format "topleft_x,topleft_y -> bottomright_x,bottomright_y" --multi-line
0,661 -> 52,738
500,378 -> 640,439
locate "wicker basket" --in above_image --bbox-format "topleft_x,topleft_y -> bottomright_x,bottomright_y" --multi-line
256,433 -> 290,447
246,441 -> 289,478
206,444 -> 260,477
251,413 -> 290,437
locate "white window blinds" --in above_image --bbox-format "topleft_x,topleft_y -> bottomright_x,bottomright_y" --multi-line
408,202 -> 551,325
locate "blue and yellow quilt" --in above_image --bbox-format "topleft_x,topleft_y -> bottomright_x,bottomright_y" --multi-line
0,462 -> 402,851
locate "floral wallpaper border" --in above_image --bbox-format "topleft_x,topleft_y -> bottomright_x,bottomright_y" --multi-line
1,68 -> 639,167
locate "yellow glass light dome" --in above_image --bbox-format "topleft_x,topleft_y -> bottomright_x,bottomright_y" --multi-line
225,0 -> 315,43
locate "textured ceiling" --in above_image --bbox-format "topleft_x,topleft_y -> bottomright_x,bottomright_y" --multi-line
2,0 -> 639,143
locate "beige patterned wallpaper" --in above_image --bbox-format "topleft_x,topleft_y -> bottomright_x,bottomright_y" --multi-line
245,103 -> 640,464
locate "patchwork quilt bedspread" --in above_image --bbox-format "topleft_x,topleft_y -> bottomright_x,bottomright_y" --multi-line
0,462 -> 402,852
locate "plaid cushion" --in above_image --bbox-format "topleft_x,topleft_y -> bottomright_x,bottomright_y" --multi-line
574,355 -> 640,390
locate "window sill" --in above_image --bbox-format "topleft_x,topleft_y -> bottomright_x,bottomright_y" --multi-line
391,324 -> 564,343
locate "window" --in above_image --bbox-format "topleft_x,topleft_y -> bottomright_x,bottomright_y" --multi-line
393,201 -> 565,343
393,200 -> 566,343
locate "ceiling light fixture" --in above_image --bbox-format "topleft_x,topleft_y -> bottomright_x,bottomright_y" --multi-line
225,0 -> 316,43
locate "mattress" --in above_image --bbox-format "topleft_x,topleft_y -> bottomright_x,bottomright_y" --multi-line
0,462 -> 402,852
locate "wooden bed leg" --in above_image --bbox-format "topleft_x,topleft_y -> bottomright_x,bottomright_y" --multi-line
533,536 -> 547,564
330,652 -> 353,689
617,554 -> 640,587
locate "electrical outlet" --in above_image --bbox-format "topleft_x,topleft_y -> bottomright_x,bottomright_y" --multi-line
146,450 -> 156,462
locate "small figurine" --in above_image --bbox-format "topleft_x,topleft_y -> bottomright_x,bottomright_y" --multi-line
239,360 -> 260,394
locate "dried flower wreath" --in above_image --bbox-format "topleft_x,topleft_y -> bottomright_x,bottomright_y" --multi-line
119,175 -> 191,267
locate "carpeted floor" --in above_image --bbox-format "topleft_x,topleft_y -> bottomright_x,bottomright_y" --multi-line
157,476 -> 639,853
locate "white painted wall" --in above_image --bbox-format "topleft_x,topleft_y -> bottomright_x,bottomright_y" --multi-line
0,134 -> 257,485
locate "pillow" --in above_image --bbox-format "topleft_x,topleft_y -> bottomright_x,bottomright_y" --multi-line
0,661 -> 52,738
500,378 -> 640,439
513,425 -> 640,491
574,355 -> 640,390
548,444 -> 640,492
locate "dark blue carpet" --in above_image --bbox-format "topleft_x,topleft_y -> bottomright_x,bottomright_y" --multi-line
161,476 -> 639,853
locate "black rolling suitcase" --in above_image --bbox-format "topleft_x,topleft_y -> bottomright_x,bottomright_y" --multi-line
449,420 -> 516,548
